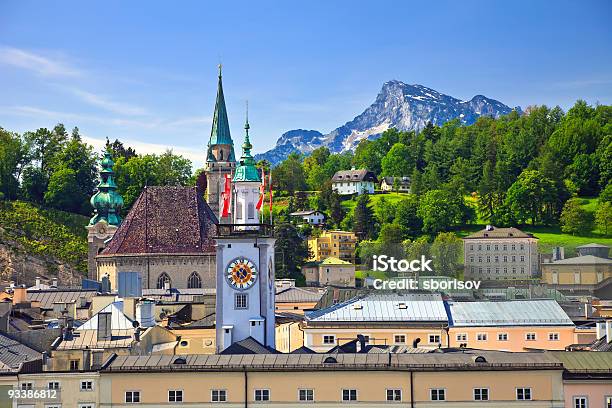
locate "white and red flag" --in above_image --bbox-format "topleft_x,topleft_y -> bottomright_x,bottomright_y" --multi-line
221,174 -> 232,218
256,169 -> 266,210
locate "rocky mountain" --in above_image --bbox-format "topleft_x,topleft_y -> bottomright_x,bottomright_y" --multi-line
255,80 -> 518,164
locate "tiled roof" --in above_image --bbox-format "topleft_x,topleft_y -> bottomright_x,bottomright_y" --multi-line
464,226 -> 534,239
331,169 -> 377,183
0,332 -> 41,372
275,287 -> 324,303
546,255 -> 612,265
306,293 -> 447,323
219,337 -> 279,355
447,300 -> 574,327
101,186 -> 217,255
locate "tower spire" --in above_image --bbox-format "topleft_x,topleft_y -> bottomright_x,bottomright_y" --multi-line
208,65 -> 235,157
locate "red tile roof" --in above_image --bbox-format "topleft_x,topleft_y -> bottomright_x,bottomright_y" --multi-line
101,186 -> 217,255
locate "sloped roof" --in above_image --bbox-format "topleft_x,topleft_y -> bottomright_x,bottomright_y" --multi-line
101,186 -> 217,255
464,226 -> 534,239
219,337 -> 279,355
320,257 -> 352,265
576,243 -> 610,249
290,210 -> 323,216
382,176 -> 411,185
77,302 -> 134,330
55,329 -> 134,350
275,287 -> 324,303
27,289 -> 97,310
550,351 -> 612,372
306,293 -> 447,323
447,300 -> 574,327
0,332 -> 41,371
548,255 -> 612,265
332,169 -> 377,183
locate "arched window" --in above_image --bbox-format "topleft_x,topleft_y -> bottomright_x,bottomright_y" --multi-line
157,273 -> 171,289
187,272 -> 202,289
247,202 -> 255,219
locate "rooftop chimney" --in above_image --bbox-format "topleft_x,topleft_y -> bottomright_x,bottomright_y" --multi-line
135,300 -> 155,328
51,278 -> 58,288
596,321 -> 606,340
606,320 -> 612,344
12,285 -> 27,305
485,225 -> 494,231
35,277 -> 41,287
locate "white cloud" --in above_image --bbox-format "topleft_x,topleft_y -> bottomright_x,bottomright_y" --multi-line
69,88 -> 149,116
0,46 -> 81,77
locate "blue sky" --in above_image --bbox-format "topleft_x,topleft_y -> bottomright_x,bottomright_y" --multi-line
1,1 -> 610,168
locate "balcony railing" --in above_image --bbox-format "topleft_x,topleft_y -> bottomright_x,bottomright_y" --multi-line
216,223 -> 273,237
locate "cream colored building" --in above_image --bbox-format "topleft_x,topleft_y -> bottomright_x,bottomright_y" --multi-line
303,257 -> 356,287
464,226 -> 539,280
542,255 -> 612,289
308,230 -> 357,264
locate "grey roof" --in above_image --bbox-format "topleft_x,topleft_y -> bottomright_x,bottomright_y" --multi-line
142,288 -> 215,303
306,293 -> 447,323
219,337 -> 279,355
464,226 -> 534,239
103,349 -> 562,372
27,289 -> 97,310
447,300 -> 574,327
290,210 -> 323,216
275,287 -> 324,303
550,351 -> 612,372
382,176 -> 411,185
331,169 -> 377,183
546,255 -> 612,265
0,332 -> 41,372
576,243 -> 610,249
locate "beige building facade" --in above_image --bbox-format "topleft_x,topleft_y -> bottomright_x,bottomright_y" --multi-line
303,256 -> 356,287
463,226 -> 539,280
541,255 -> 612,289
308,230 -> 357,264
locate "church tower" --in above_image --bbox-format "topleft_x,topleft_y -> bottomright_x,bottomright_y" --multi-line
205,66 -> 236,220
215,116 -> 276,352
86,151 -> 124,280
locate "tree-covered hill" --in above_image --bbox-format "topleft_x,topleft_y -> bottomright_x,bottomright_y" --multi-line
0,200 -> 88,285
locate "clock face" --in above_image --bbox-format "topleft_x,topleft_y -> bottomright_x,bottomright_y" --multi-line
226,257 -> 258,290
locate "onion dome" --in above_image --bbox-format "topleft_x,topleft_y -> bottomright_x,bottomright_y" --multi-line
89,151 -> 124,226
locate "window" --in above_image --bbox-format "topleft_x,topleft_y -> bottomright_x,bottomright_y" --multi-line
20,382 -> 33,390
125,391 -> 140,403
299,389 -> 314,401
342,389 -> 357,401
247,203 -> 255,219
156,273 -> 171,289
168,390 -> 183,402
497,333 -> 508,341
236,202 -> 243,219
70,360 -> 79,370
430,389 -> 445,401
48,382 -> 60,390
255,389 -> 270,401
526,333 -> 536,341
517,388 -> 532,400
211,389 -> 226,402
474,388 -> 489,401
428,334 -> 440,344
187,272 -> 202,289
386,389 -> 402,401
549,333 -> 559,341
394,335 -> 406,344
520,255 -> 525,262
573,397 -> 588,408
456,333 -> 467,342
322,335 -> 336,345
605,396 -> 612,408
79,405 -> 95,408
235,293 -> 248,309
477,333 -> 487,341
80,381 -> 93,391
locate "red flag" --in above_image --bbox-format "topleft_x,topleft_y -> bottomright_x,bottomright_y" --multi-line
268,171 -> 273,212
256,169 -> 266,210
221,174 -> 231,218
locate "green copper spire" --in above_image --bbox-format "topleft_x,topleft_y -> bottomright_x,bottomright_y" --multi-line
233,105 -> 261,183
207,65 -> 236,162
89,151 -> 124,226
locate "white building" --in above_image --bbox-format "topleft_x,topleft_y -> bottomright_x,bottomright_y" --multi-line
331,168 -> 377,196
380,176 -> 411,192
290,210 -> 326,225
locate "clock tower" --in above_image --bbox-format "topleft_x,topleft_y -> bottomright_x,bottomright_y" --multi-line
215,117 -> 276,352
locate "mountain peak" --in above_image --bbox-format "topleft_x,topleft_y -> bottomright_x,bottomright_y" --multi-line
255,81 -> 516,165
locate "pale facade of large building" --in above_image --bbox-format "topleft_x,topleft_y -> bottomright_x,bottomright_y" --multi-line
463,226 -> 539,280
331,168 -> 377,195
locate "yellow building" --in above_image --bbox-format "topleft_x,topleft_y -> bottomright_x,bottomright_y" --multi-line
542,255 -> 612,289
303,257 -> 356,287
307,230 -> 357,264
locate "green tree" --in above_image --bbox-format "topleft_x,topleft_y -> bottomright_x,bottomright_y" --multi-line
274,223 -> 309,283
417,190 -> 472,234
381,143 -> 413,177
352,193 -> 376,239
273,152 -> 306,194
595,201 -> 611,235
43,167 -> 81,212
105,137 -> 136,161
0,129 -> 29,200
431,232 -> 462,277
395,196 -> 422,238
410,168 -> 424,196
560,198 -> 594,235
504,170 -> 557,225
374,196 -> 396,225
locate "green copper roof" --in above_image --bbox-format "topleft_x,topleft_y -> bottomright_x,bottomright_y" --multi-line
89,151 -> 124,226
209,68 -> 235,147
233,118 -> 261,183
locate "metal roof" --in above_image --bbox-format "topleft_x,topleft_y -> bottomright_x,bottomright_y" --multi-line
27,289 -> 97,310
447,300 -> 574,327
546,255 -> 612,265
464,226 -> 534,239
306,293 -> 447,322
0,332 -> 41,371
56,329 -> 134,350
103,349 -> 562,372
550,351 -> 612,372
275,287 -> 324,303
78,302 -> 134,330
